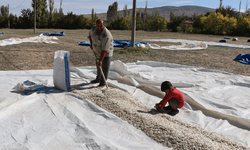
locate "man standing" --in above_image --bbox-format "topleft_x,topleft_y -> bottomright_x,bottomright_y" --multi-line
89,19 -> 113,87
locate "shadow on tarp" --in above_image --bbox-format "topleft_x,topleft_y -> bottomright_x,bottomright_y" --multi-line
137,108 -> 175,116
11,82 -> 99,95
70,82 -> 97,90
11,87 -> 66,95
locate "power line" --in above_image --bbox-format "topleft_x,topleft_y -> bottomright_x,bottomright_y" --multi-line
7,0 -> 15,5
8,0 -> 26,10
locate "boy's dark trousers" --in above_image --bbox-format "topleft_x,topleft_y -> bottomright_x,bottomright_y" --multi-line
163,98 -> 179,116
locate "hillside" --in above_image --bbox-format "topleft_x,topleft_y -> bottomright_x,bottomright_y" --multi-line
84,5 -> 216,21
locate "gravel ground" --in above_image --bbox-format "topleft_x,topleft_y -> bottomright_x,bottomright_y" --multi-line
71,88 -> 249,150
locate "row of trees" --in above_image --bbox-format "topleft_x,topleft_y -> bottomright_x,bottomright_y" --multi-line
2,0 -> 250,36
0,1 -> 168,31
0,0 -> 97,29
193,13 -> 250,36
191,5 -> 250,36
105,1 -> 167,31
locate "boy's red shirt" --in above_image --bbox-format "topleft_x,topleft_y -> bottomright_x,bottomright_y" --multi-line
158,88 -> 185,110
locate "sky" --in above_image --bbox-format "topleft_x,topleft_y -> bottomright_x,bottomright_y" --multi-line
1,0 -> 247,16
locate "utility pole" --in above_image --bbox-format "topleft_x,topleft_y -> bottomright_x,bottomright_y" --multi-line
8,4 -> 10,28
131,0 -> 136,47
34,0 -> 36,33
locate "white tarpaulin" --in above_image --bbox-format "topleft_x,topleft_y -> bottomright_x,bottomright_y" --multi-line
141,38 -> 250,49
0,35 -> 58,46
1,61 -> 250,149
72,61 -> 250,147
0,68 -> 169,150
138,42 -> 208,50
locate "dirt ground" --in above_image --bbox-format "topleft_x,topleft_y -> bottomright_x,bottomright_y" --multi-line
0,29 -> 249,76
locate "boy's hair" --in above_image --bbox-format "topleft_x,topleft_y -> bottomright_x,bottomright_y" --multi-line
161,81 -> 172,91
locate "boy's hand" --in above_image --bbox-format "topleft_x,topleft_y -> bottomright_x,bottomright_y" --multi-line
155,103 -> 162,111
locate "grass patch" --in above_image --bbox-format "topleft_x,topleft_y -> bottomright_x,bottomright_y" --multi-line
115,46 -> 151,54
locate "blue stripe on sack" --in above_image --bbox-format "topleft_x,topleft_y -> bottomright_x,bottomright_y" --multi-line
64,52 -> 70,91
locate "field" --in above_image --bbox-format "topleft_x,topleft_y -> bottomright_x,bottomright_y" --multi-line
0,29 -> 249,76
1,29 -> 250,149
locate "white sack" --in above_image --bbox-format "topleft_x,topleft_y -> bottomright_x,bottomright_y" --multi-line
53,50 -> 70,91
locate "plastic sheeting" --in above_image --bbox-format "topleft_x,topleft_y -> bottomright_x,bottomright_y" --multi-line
1,61 -> 250,148
234,53 -> 250,65
78,39 -> 206,50
78,40 -> 148,47
141,38 -> 250,49
73,61 -> 250,147
78,41 -> 91,46
138,42 -> 207,50
39,31 -> 65,36
0,35 -> 58,46
0,68 -> 170,149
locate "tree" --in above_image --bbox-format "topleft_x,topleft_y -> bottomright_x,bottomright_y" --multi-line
216,5 -> 239,18
9,14 -> 19,28
59,0 -> 63,16
19,8 -> 33,28
107,1 -> 118,22
220,0 -> 223,8
167,11 -> 184,32
89,8 -> 97,26
31,0 -> 49,28
0,5 -> 9,28
200,12 -> 237,35
239,0 -> 241,15
192,15 -> 204,33
236,15 -> 250,36
123,5 -> 128,18
246,0 -> 249,14
48,0 -> 54,28
40,0 -> 49,27
106,17 -> 129,30
143,0 -> 148,23
91,8 -> 94,20
49,0 -> 54,16
148,16 -> 167,31
0,5 -> 8,17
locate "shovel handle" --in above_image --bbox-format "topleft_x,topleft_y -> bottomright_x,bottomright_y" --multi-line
99,66 -> 109,89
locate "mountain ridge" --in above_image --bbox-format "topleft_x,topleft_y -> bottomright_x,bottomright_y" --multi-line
84,5 -> 216,21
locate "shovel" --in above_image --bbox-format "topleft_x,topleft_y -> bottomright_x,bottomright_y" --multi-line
90,48 -> 109,89
99,65 -> 109,89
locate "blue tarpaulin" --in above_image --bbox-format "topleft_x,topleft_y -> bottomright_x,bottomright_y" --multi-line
40,31 -> 65,36
78,41 -> 91,46
78,40 -> 148,47
234,53 -> 250,65
0,32 -> 4,34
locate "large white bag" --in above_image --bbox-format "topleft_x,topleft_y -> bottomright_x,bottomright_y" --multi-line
53,50 -> 70,91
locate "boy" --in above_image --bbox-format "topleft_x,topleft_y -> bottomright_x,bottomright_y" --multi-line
155,81 -> 185,116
